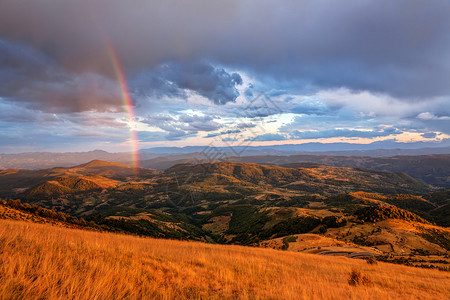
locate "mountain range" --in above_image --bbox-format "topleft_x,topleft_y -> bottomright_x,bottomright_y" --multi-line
1,144 -> 449,170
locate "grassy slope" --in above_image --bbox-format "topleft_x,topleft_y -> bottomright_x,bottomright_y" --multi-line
1,219 -> 449,300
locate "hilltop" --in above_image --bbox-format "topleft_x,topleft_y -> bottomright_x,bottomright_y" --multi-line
23,175 -> 120,198
73,160 -> 158,178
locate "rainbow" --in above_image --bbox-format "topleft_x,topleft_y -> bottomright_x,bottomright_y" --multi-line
106,44 -> 140,176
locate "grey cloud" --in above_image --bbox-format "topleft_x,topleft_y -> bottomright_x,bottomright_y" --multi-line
0,99 -> 124,129
226,94 -> 283,119
245,133 -> 288,142
143,113 -> 222,141
0,38 -> 123,113
290,128 -> 402,140
421,132 -> 437,139
0,118 -> 126,153
144,114 -> 221,133
417,112 -> 450,121
165,129 -> 190,141
0,100 -> 58,123
205,129 -> 241,138
290,101 -> 330,116
132,61 -> 242,105
411,118 -> 450,135
177,114 -> 222,132
222,137 -> 238,142
136,131 -> 175,142
237,122 -> 257,129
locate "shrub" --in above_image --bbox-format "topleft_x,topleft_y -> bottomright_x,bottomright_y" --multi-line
354,205 -> 429,224
322,215 -> 347,228
348,269 -> 372,286
366,256 -> 378,265
318,225 -> 327,234
283,236 -> 298,243
260,216 -> 321,239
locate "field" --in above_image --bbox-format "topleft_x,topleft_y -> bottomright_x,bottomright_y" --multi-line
1,219 -> 449,299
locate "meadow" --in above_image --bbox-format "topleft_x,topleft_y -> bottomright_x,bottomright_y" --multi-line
0,219 -> 449,299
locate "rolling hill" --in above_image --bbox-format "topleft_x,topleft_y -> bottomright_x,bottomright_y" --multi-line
165,161 -> 433,195
23,175 -> 120,198
227,154 -> 450,187
0,160 -> 158,196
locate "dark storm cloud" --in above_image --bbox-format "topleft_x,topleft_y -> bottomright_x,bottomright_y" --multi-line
0,0 -> 449,100
0,38 -> 123,113
132,62 -> 242,105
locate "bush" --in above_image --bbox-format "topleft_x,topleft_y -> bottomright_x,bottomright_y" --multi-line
281,240 -> 289,250
366,256 -> 378,265
354,205 -> 429,224
322,215 -> 347,228
318,225 -> 327,234
283,236 -> 298,243
260,216 -> 321,239
348,269 -> 372,286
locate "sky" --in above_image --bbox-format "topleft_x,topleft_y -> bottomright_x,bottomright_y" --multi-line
0,0 -> 449,153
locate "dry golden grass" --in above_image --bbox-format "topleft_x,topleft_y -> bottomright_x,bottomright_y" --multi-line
1,219 -> 449,300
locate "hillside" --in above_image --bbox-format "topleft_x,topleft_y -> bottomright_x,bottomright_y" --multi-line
73,160 -> 158,178
0,160 -> 158,196
23,175 -> 120,198
226,154 -> 450,187
165,161 -> 433,195
1,219 -> 449,300
0,161 -> 433,219
0,150 -> 136,170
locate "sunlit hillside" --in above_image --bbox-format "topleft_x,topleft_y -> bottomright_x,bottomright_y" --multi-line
1,219 -> 449,300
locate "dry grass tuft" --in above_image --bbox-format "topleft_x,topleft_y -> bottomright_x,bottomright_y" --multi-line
366,256 -> 378,265
348,269 -> 372,286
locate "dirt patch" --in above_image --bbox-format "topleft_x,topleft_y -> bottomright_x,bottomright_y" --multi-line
203,215 -> 232,233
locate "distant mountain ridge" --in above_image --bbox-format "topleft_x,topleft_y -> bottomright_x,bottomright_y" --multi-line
1,143 -> 449,169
